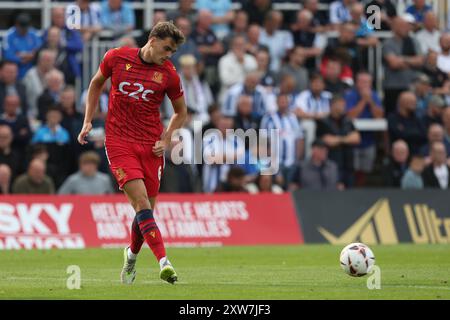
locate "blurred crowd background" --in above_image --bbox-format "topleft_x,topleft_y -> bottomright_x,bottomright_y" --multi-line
1,0 -> 450,195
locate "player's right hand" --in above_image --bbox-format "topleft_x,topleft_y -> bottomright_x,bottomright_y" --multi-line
77,122 -> 93,145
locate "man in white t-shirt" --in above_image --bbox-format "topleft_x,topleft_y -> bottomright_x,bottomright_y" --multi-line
437,33 -> 450,74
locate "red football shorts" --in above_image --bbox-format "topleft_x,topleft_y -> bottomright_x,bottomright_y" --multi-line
104,139 -> 164,197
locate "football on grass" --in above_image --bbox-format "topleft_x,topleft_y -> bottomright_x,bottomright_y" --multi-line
340,243 -> 375,277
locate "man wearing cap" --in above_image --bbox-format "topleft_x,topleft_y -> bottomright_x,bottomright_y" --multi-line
58,151 -> 115,194
2,13 -> 42,79
413,73 -> 432,119
422,94 -> 447,130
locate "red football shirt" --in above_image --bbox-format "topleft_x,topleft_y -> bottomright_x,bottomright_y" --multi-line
99,47 -> 184,144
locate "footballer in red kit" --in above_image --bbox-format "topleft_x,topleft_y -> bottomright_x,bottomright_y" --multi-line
78,22 -> 187,285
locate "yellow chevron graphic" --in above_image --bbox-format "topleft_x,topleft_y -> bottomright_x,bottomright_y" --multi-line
318,199 -> 399,245
125,63 -> 132,71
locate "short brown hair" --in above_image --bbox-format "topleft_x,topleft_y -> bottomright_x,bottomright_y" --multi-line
79,151 -> 100,166
149,21 -> 185,46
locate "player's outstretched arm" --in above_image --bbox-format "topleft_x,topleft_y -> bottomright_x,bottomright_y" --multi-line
153,96 -> 187,157
78,69 -> 107,145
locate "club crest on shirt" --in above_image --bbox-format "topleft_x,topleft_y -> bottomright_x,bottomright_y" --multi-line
125,63 -> 132,71
115,168 -> 126,180
152,71 -> 163,84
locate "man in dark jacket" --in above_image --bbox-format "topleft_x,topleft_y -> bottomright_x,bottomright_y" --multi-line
422,141 -> 450,189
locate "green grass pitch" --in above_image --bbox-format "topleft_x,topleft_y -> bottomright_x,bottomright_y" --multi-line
0,244 -> 449,299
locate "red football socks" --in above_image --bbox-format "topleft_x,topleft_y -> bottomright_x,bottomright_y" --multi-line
135,209 -> 166,261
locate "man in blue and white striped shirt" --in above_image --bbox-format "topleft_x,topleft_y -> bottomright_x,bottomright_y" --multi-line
222,72 -> 272,118
202,116 -> 245,193
294,73 -> 333,120
330,0 -> 355,26
261,94 -> 304,188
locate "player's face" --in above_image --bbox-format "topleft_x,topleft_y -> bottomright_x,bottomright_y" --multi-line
150,37 -> 177,65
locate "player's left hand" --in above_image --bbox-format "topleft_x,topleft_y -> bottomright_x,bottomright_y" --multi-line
152,140 -> 166,157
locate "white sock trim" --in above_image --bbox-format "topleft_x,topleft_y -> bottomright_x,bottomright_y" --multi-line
127,247 -> 137,260
159,256 -> 168,269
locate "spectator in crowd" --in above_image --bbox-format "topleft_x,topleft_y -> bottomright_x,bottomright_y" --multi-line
67,0 -> 102,42
290,139 -> 339,190
32,107 -> 71,188
316,95 -> 361,188
365,0 -> 397,31
261,93 -> 304,187
218,35 -> 258,100
234,95 -> 260,131
22,49 -> 57,120
100,0 -> 135,38
443,107 -> 450,143
37,69 -> 65,121
323,59 -> 349,95
272,74 -> 298,110
412,73 -> 432,119
419,123 -> 450,161
329,0 -> 356,26
415,11 -> 441,54
58,151 -> 114,194
255,47 -> 277,92
222,10 -> 249,51
177,54 -> 212,125
192,9 -> 224,94
222,71 -> 270,118
12,158 -> 55,194
405,0 -> 432,26
245,24 -> 262,57
28,143 -> 59,185
383,16 -> 424,115
59,85 -> 83,146
0,61 -> 29,116
172,17 -> 201,70
116,35 -> 137,48
80,78 -> 109,116
202,116 -> 244,193
345,71 -> 384,186
32,107 -> 70,145
0,164 -> 12,194
279,46 -> 309,94
167,0 -> 197,26
196,0 -> 234,40
382,139 -> 409,187
422,51 -> 449,94
350,2 -> 378,44
215,166 -> 249,193
246,173 -> 284,194
1,13 -> 41,79
0,94 -> 32,155
0,125 -> 22,181
290,9 -> 326,71
401,154 -> 425,189
259,10 -> 294,73
422,141 -> 450,189
421,94 -> 446,130
388,91 -> 427,155
437,33 -> 450,75
322,23 -> 360,81
303,0 -> 329,32
160,112 -> 202,194
294,73 -> 332,120
135,10 -> 167,48
43,7 -> 83,85
242,0 -> 272,26
202,104 -> 221,135
82,106 -> 109,173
